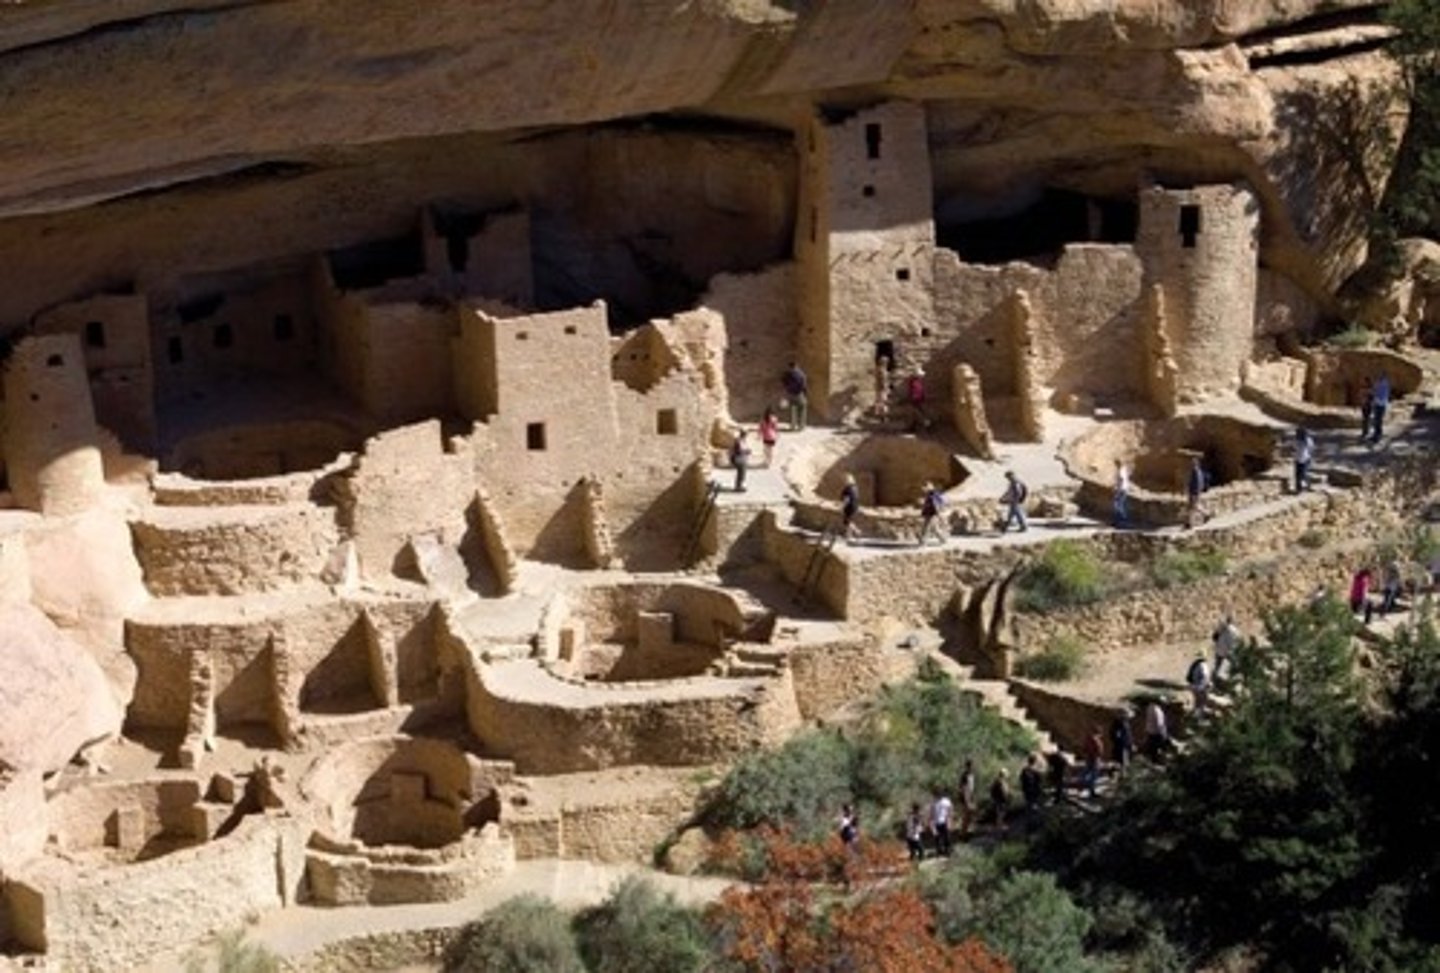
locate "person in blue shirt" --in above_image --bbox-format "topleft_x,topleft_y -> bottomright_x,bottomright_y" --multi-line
1369,373 -> 1391,444
1185,457 -> 1207,528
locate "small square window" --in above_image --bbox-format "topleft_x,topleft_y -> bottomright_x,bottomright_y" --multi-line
46,354 -> 64,368
865,122 -> 882,160
213,323 -> 234,349
526,422 -> 547,451
656,408 -> 678,435
273,314 -> 295,342
84,321 -> 107,349
896,268 -> 911,281
1179,204 -> 1201,248
862,184 -> 875,198
564,325 -> 577,335
516,330 -> 529,341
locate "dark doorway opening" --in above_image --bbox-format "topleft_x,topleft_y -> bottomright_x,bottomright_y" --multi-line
937,189 -> 1137,265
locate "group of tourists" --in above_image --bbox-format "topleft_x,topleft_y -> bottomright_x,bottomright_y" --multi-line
1112,455 -> 1210,529
1349,559 -> 1408,624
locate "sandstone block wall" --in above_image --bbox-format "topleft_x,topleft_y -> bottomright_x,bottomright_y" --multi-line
33,293 -> 155,450
337,421 -> 475,584
702,263 -> 797,421
788,635 -> 889,721
130,504 -> 338,596
151,273 -> 319,409
465,662 -> 802,775
165,419 -> 358,480
17,816 -> 308,971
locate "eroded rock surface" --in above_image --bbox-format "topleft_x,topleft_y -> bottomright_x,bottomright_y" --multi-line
0,604 -> 123,775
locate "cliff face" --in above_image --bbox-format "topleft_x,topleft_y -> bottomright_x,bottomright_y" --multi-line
0,0 -> 1404,317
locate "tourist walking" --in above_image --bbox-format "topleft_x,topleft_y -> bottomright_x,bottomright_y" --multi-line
1381,558 -> 1403,615
1020,753 -> 1045,822
958,757 -> 977,837
1144,699 -> 1171,761
905,803 -> 925,861
1294,427 -> 1314,493
729,431 -> 751,493
906,365 -> 929,432
1212,613 -> 1240,681
1046,748 -> 1069,803
1113,459 -> 1132,527
758,408 -> 780,468
1350,566 -> 1373,621
781,361 -> 808,431
838,804 -> 859,848
1185,457 -> 1207,528
1187,654 -> 1210,719
918,482 -> 947,546
1000,471 -> 1028,533
1109,709 -> 1134,777
988,770 -> 1012,828
1360,376 -> 1375,441
840,473 -> 861,543
1081,726 -> 1104,798
930,791 -> 954,856
1369,373 -> 1390,443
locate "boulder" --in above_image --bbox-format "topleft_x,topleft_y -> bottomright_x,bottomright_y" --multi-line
0,604 -> 123,775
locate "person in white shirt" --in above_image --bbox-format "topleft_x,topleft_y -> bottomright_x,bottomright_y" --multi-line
1113,459 -> 1132,527
1294,427 -> 1314,493
1144,700 -> 1171,760
930,791 -> 954,857
1212,614 -> 1240,681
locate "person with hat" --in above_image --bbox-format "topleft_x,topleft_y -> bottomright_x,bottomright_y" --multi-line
840,473 -> 861,543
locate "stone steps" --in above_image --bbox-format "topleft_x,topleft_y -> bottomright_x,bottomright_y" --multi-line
926,651 -> 1058,753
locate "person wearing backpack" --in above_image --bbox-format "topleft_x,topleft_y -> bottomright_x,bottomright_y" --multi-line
1000,470 -> 1028,533
1187,654 -> 1210,718
918,482 -> 946,546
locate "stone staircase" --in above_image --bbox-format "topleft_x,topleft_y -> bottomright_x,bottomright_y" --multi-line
923,650 -> 1058,754
714,643 -> 788,678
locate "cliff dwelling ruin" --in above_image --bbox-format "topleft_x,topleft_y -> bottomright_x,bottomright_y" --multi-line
1,1 -> 1438,969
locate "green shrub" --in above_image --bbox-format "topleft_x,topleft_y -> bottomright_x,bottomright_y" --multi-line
575,877 -> 712,973
447,895 -> 584,973
1298,528 -> 1329,550
1148,549 -> 1228,589
1013,635 -> 1088,682
920,856 -> 1102,973
185,932 -> 280,973
1407,524 -> 1440,564
702,672 -> 1035,840
1329,325 -> 1375,348
1014,540 -> 1110,613
705,729 -> 853,836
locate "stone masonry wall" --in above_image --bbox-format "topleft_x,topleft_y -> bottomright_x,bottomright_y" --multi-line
18,815 -> 308,971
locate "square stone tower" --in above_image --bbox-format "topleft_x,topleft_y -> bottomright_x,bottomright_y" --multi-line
796,101 -> 937,417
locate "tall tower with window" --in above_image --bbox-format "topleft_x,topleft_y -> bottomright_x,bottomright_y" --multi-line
1137,184 -> 1260,402
796,101 -> 937,417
